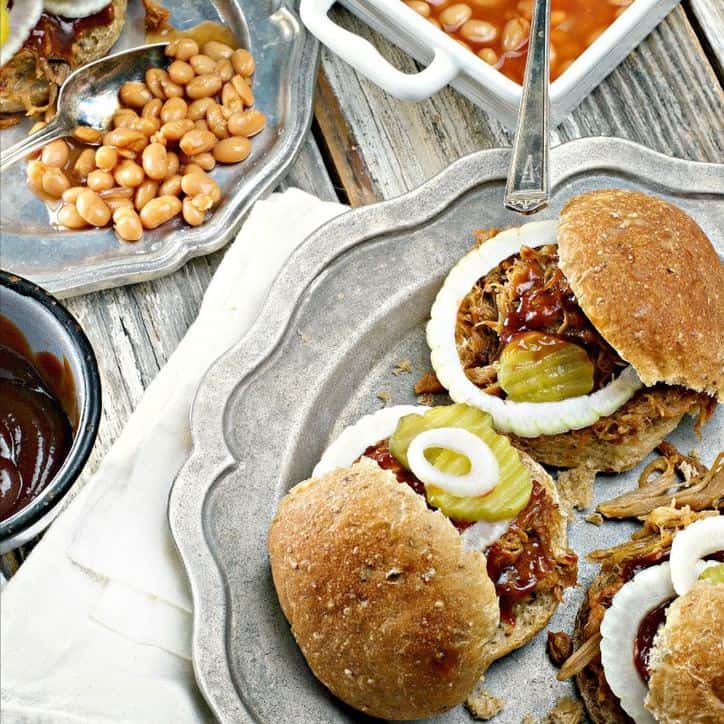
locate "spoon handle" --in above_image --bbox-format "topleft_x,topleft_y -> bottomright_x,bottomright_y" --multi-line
0,119 -> 67,173
504,0 -> 551,214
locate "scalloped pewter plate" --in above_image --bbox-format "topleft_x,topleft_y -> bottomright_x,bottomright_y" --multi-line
169,138 -> 723,723
0,0 -> 317,297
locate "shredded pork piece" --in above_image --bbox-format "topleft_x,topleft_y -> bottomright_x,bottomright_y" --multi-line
392,359 -> 412,375
555,466 -> 595,513
413,371 -> 445,395
598,450 -> 723,518
142,0 -> 172,32
465,679 -> 505,720
544,697 -> 584,724
547,631 -> 573,667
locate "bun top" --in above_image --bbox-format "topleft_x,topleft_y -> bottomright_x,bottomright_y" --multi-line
268,459 -> 499,720
557,189 -> 723,401
645,580 -> 724,722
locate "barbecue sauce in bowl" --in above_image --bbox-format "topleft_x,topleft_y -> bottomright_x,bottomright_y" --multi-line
0,315 -> 74,521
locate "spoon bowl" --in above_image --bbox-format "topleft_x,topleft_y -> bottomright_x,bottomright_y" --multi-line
0,43 -> 168,173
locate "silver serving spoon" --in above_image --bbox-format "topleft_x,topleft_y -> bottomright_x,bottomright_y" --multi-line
504,0 -> 551,214
0,43 -> 168,173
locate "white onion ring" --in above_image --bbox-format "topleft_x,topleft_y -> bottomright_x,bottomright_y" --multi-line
461,518 -> 512,552
407,427 -> 499,497
670,516 -> 724,596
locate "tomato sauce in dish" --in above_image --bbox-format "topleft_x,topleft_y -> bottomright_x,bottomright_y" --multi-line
0,315 -> 75,521
402,0 -> 632,83
633,597 -> 674,683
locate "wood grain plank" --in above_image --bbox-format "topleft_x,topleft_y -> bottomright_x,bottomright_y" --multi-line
689,0 -> 724,75
316,5 -> 723,205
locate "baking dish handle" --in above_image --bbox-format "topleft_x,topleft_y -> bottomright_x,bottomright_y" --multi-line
300,0 -> 458,101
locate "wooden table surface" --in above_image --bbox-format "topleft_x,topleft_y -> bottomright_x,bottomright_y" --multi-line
3,0 -> 722,576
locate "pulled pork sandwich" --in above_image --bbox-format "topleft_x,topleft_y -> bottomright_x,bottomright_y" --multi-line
0,0 -> 127,125
560,506 -> 724,723
269,403 -> 577,719
427,190 -> 722,473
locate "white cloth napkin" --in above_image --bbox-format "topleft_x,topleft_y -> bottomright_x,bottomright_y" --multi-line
1,188 -> 347,722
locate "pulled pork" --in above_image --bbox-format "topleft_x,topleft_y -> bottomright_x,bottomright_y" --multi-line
363,441 -> 577,624
456,244 -> 627,394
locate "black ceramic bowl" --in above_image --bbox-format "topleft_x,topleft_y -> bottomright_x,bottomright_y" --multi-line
0,271 -> 101,552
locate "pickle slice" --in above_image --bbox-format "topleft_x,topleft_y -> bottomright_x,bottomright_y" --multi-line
498,331 -> 595,402
699,563 -> 724,584
389,403 -> 532,522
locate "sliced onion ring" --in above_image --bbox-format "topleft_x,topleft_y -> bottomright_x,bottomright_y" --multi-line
407,427 -> 499,498
670,516 -> 724,596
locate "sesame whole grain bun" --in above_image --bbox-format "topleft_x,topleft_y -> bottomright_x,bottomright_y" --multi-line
557,189 -> 724,402
645,581 -> 724,722
268,458 -> 500,720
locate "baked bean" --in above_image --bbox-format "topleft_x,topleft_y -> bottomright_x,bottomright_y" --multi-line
114,160 -> 145,188
159,174 -> 182,196
227,109 -> 266,137
180,171 -> 220,202
139,195 -> 182,229
478,47 -> 498,64
221,83 -> 243,112
230,75 -> 254,106
230,48 -> 255,76
161,119 -> 195,142
62,186 -> 85,203
192,119 -> 208,132
129,116 -> 160,137
212,136 -> 251,164
179,129 -> 216,156
460,19 -> 497,43
187,97 -> 215,120
439,3 -> 472,31
73,148 -> 97,179
192,152 -> 216,171
117,148 -> 140,160
149,131 -> 167,147
501,18 -> 528,51
73,126 -> 103,144
87,169 -> 115,192
142,142 -> 168,180
189,54 -> 217,75
57,203 -> 89,229
99,186 -> 134,200
181,163 -> 204,175
161,97 -> 188,123
516,0 -> 533,18
134,179 -> 159,210
191,193 -> 214,212
113,207 -> 144,242
186,74 -> 222,100
166,38 -> 199,61
182,195 -> 206,226
113,109 -> 138,128
215,58 -> 233,82
142,98 -> 163,119
168,60 -> 195,85
119,81 -> 152,108
428,17 -> 441,29
405,0 -> 430,17
27,161 -> 46,194
550,10 -> 566,25
165,151 -> 180,178
103,127 -> 148,151
202,40 -> 233,61
206,103 -> 229,138
76,188 -> 111,226
105,197 -> 135,212
160,76 -> 185,99
42,168 -> 70,198
41,139 -> 69,168
145,68 -> 168,98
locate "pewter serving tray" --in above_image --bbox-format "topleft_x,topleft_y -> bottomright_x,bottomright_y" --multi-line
0,0 -> 317,297
169,138 -> 723,723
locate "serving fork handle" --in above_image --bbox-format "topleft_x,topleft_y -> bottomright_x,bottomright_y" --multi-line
504,0 -> 551,214
0,119 -> 67,173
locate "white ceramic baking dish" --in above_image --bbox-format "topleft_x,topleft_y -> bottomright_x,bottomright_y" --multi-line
300,0 -> 681,126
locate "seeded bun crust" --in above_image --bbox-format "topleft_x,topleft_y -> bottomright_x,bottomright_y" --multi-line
0,0 -> 127,117
268,458 -> 500,720
557,189 -> 724,401
645,581 -> 724,722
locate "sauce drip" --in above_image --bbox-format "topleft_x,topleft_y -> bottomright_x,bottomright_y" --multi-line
145,20 -> 236,49
633,597 -> 674,683
23,5 -> 115,62
0,316 -> 75,522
